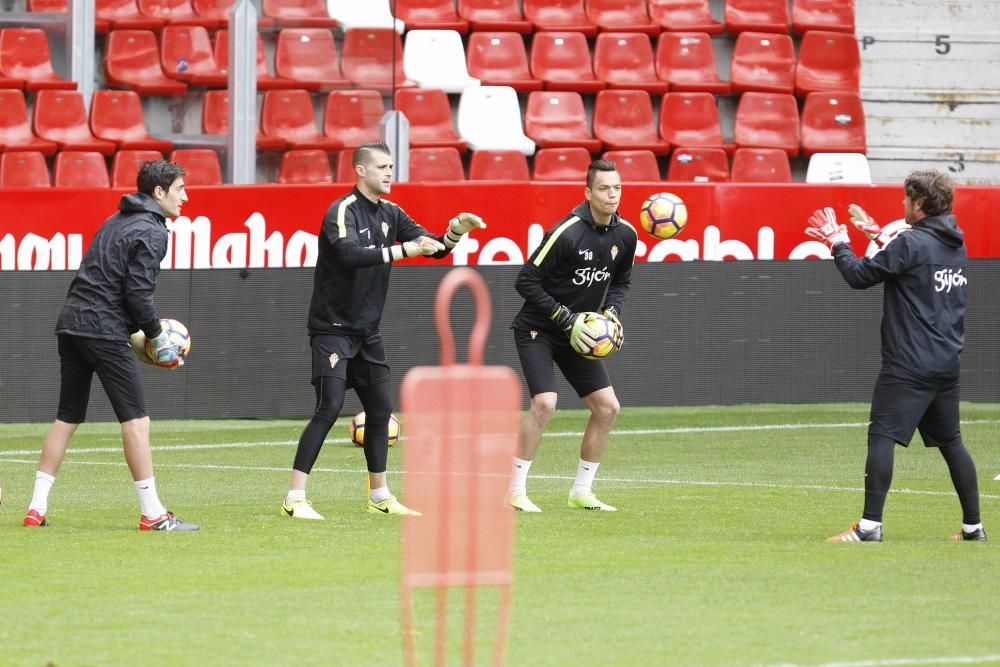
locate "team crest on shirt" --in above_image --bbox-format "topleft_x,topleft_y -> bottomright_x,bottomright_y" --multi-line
530,331 -> 538,340
611,245 -> 619,261
329,353 -> 339,368
381,222 -> 389,237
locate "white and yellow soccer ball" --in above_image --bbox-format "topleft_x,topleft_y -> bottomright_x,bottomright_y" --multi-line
350,412 -> 400,447
129,318 -> 192,367
639,192 -> 688,240
571,312 -> 624,360
864,219 -> 912,258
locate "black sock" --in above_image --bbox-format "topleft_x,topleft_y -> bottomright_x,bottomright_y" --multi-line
939,442 -> 981,525
862,434 -> 896,523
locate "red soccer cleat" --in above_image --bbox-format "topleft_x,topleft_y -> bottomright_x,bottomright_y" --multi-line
139,511 -> 200,532
23,508 -> 49,527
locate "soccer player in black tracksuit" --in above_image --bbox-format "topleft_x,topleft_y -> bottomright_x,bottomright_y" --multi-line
282,141 -> 486,520
806,170 -> 986,542
507,160 -> 638,513
24,160 -> 198,532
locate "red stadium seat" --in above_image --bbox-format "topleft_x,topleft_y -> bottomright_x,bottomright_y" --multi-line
33,90 -> 117,155
191,0 -> 237,27
202,89 -> 289,151
28,0 -> 68,11
0,28 -> 77,91
522,0 -> 596,36
594,32 -> 668,93
214,30 -> 298,91
466,32 -> 542,92
322,89 -> 384,148
724,0 -> 789,34
160,25 -> 227,86
530,31 -> 604,92
0,151 -> 50,187
275,28 -> 351,90
169,148 -> 222,185
658,92 -> 731,154
667,146 -> 729,182
261,88 -> 341,150
104,30 -> 188,95
593,89 -> 670,154
655,32 -> 729,94
53,151 -> 112,187
409,146 -> 466,181
792,0 -> 855,34
733,91 -> 800,157
531,146 -> 590,181
524,90 -> 601,151
800,91 -> 866,156
137,0 -> 216,27
730,31 -> 795,94
458,0 -> 531,33
341,29 -> 414,92
395,0 -> 469,32
97,0 -> 164,31
111,149 -> 163,187
90,89 -> 173,152
601,149 -> 660,181
730,147 -> 792,182
585,0 -> 659,35
647,0 -> 724,34
394,88 -> 467,151
469,149 -> 530,180
277,148 -> 333,183
263,0 -> 339,27
0,89 -> 58,154
334,148 -> 356,182
794,30 -> 860,96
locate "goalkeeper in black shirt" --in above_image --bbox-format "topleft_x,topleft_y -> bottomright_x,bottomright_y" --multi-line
282,142 -> 485,520
508,160 -> 638,513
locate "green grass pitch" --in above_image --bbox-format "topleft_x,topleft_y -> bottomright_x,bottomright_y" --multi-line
1,403 -> 998,667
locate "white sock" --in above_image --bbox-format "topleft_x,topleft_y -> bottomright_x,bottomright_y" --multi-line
858,518 -> 881,532
963,522 -> 983,533
369,486 -> 390,503
286,489 -> 306,503
29,471 -> 56,514
135,477 -> 167,519
510,457 -> 533,496
571,459 -> 600,497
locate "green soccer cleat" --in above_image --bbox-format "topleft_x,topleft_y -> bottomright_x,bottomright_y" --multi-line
508,494 -> 542,512
567,493 -> 617,511
367,494 -> 421,516
282,498 -> 325,520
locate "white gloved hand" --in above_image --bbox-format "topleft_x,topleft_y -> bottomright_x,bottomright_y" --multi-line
402,236 -> 446,257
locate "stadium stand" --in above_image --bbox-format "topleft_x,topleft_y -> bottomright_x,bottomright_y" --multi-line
334,147 -> 356,181
408,146 -> 466,180
524,90 -> 601,151
403,29 -> 480,92
601,149 -> 660,180
593,32 -> 668,93
169,148 -> 223,185
0,28 -> 78,91
531,146 -> 591,181
110,148 -> 163,187
191,0 -> 239,29
585,0 -> 659,35
276,147 -> 333,183
90,89 -> 173,152
593,89 -> 670,154
322,89 -> 384,148
647,0 -> 724,34
733,91 -> 800,157
805,151 -> 871,184
33,90 -> 117,155
266,0 -> 339,28
458,0 -> 532,33
522,0 -> 597,36
0,89 -> 58,154
202,90 -> 289,151
261,88 -> 342,151
667,146 -> 730,181
654,31 -> 730,94
96,0 -> 165,32
326,0 -> 404,32
529,31 -> 605,92
791,0 -> 855,34
456,85 -> 535,154
658,91 -> 732,154
0,150 -> 50,187
274,27 -> 351,90
800,91 -> 867,156
136,0 -> 213,28
214,30 -> 299,90
730,31 -> 795,94
794,30 -> 861,96
730,147 -> 792,182
340,28 -> 414,91
724,0 -> 790,34
53,151 -> 112,187
469,149 -> 530,180
104,30 -> 188,95
395,0 -> 469,33
394,88 -> 467,151
160,25 -> 227,86
466,31 -> 542,91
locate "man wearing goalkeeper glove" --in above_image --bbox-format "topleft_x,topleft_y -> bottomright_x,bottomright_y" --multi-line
507,160 -> 637,513
806,170 -> 985,543
24,160 -> 198,532
283,141 -> 486,520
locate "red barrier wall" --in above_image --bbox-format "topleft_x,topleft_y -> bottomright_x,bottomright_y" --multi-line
2,183 -> 997,270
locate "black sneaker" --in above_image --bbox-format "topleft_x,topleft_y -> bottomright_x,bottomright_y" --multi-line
950,527 -> 987,541
827,522 -> 883,542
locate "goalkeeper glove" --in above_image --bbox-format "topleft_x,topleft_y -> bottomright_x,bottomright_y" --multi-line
129,332 -> 156,366
601,306 -> 625,351
145,329 -> 183,369
847,203 -> 881,241
552,305 -> 599,352
402,236 -> 446,258
804,207 -> 850,251
444,212 -> 486,248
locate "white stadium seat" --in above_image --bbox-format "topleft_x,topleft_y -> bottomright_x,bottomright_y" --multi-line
457,85 -> 536,155
805,152 -> 872,184
327,0 -> 405,32
403,30 -> 481,93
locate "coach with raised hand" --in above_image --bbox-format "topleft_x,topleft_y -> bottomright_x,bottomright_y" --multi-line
806,170 -> 986,543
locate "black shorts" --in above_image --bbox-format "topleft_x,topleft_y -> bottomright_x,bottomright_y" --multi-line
514,327 -> 611,398
310,333 -> 390,388
868,365 -> 962,447
56,333 -> 147,424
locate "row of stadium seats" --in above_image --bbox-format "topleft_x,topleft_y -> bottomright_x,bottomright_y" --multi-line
22,0 -> 855,37
0,26 -> 859,99
0,148 -> 221,187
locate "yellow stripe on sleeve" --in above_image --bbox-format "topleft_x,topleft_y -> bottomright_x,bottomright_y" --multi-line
336,194 -> 358,239
532,216 -> 580,266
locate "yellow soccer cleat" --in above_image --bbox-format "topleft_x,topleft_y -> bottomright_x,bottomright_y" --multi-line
282,498 -> 325,520
367,494 -> 421,516
567,493 -> 617,511
508,494 -> 542,512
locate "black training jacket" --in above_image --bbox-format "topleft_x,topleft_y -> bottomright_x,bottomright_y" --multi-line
307,187 -> 448,338
55,193 -> 168,342
832,214 -> 966,378
512,201 -> 638,335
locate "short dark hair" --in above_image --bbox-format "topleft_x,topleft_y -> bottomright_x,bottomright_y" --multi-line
136,160 -> 185,196
586,159 -> 617,189
904,170 -> 954,217
352,141 -> 392,168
